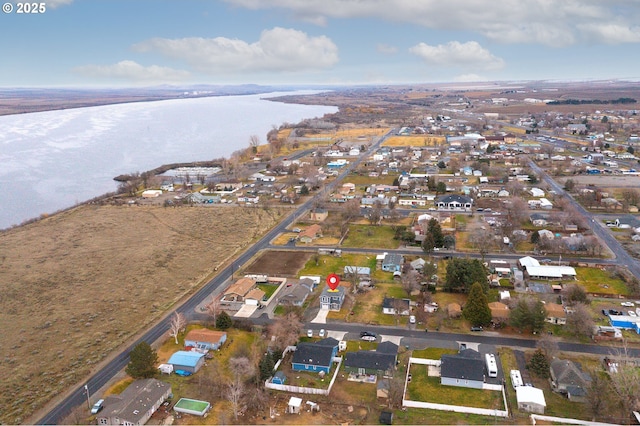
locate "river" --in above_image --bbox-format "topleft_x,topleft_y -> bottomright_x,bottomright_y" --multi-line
0,91 -> 337,230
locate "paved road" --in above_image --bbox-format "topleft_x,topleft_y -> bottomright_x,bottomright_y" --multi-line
36,130 -> 394,425
528,159 -> 640,280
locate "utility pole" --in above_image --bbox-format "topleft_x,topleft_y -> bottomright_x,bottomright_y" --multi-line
84,384 -> 90,409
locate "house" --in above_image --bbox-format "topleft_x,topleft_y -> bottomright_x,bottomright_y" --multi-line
244,288 -> 266,306
167,351 -> 206,374
271,371 -> 286,385
382,298 -> 410,315
539,198 -> 553,209
343,266 -> 371,278
544,303 -> 567,325
291,338 -> 339,373
516,386 -> 546,414
530,188 -> 545,197
184,329 -> 227,351
436,194 -> 473,211
488,302 -> 510,324
410,258 -> 426,271
440,348 -> 485,389
320,286 -> 346,311
549,359 -> 592,400
299,224 -> 323,243
97,379 -> 171,426
344,342 -> 398,380
221,277 -> 257,307
381,253 -> 404,272
530,213 -> 549,227
278,280 -> 314,307
615,215 -> 640,231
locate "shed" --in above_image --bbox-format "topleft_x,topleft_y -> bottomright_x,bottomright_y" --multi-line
288,397 -> 303,414
516,386 -> 546,414
167,351 -> 206,374
271,371 -> 286,385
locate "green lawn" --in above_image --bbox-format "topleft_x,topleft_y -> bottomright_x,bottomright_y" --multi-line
343,174 -> 398,186
350,282 -> 412,325
575,267 -> 630,296
297,253 -> 376,277
257,283 -> 279,300
341,224 -> 400,249
406,365 -> 504,410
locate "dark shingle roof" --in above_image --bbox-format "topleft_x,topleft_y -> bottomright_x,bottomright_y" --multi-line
382,297 -> 410,310
440,354 -> 485,381
376,341 -> 399,355
292,342 -> 335,367
344,351 -> 395,371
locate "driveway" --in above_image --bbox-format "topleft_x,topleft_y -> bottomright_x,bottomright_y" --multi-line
310,309 -> 329,324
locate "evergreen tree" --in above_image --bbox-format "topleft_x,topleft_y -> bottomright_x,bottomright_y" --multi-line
421,232 -> 435,254
527,349 -> 550,378
125,341 -> 158,379
436,182 -> 447,195
463,282 -> 492,326
258,352 -> 275,381
299,184 -> 309,195
427,218 -> 444,248
530,231 -> 540,245
216,311 -> 233,330
510,297 -> 547,333
530,299 -> 547,333
444,258 -> 488,293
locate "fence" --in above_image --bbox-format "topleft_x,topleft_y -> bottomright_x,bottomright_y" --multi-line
403,357 -> 509,418
266,353 -> 343,396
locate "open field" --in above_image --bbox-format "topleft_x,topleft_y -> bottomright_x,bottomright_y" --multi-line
243,250 -> 310,277
299,127 -> 390,140
342,225 -> 400,249
0,204 -> 284,424
556,175 -> 640,188
382,135 -> 446,147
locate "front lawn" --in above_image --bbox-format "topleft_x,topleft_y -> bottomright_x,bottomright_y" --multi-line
406,365 -> 504,410
350,283 -> 412,325
298,253 -> 376,277
257,283 -> 279,300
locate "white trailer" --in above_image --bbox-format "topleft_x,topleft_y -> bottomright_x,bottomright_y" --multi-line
485,354 -> 498,378
510,369 -> 523,389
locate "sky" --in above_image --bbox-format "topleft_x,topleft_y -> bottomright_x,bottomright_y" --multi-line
2,0 -> 640,87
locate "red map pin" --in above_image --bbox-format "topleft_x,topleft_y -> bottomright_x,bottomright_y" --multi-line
326,273 -> 340,291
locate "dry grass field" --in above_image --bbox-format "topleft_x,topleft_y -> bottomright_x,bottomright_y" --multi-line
0,204 -> 284,424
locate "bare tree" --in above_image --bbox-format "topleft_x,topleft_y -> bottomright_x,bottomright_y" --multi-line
169,311 -> 187,345
608,344 -> 640,420
368,199 -> 383,225
204,298 -> 221,326
535,334 -> 559,361
229,356 -> 255,381
401,264 -> 419,298
249,134 -> 260,154
585,368 -> 611,422
268,312 -> 302,349
227,380 -> 246,421
384,373 -> 405,409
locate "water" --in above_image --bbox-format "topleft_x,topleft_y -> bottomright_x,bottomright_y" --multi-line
0,91 -> 337,230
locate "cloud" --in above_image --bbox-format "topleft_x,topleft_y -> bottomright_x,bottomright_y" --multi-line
73,60 -> 190,82
377,43 -> 398,54
46,0 -> 74,8
132,27 -> 338,74
410,41 -> 504,70
577,23 -> 640,44
223,0 -> 640,46
453,73 -> 489,82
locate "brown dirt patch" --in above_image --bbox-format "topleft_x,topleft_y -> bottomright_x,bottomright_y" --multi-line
244,250 -> 310,277
0,204 -> 284,424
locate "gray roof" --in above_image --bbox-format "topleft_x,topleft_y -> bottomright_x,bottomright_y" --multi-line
292,342 -> 335,367
382,253 -> 404,267
440,351 -> 485,381
382,297 -> 410,311
344,351 -> 395,371
437,194 -> 473,204
550,359 -> 591,388
99,379 -> 171,424
376,341 -> 399,355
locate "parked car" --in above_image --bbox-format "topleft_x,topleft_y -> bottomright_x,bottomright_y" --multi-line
470,326 -> 484,332
409,315 -> 416,324
628,311 -> 637,317
319,329 -> 326,338
174,369 -> 192,377
609,309 -> 622,316
360,331 -> 376,341
307,329 -> 313,338
621,301 -> 635,307
90,399 -> 104,414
